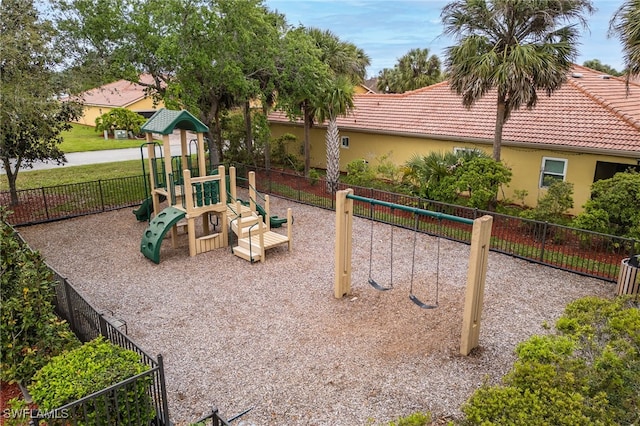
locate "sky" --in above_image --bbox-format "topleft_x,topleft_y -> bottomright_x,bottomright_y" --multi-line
264,0 -> 626,78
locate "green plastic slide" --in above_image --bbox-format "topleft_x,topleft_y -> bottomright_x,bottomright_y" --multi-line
140,207 -> 186,264
133,197 -> 153,221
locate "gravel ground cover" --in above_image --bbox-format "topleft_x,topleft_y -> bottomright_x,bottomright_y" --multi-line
18,196 -> 614,425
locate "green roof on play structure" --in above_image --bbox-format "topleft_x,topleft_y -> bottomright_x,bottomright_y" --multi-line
140,108 -> 208,135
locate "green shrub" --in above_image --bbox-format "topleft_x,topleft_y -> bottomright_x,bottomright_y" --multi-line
520,180 -> 574,225
308,168 -> 321,185
0,208 -> 79,384
403,152 -> 511,209
462,296 -> 640,425
344,159 -> 377,187
29,336 -> 155,425
573,170 -> 640,239
453,157 -> 512,209
94,107 -> 146,137
271,133 -> 302,171
388,411 -> 431,425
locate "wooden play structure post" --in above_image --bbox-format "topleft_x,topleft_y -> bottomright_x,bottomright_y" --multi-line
459,215 -> 493,356
229,166 -> 237,202
248,171 -> 257,213
333,189 -> 493,355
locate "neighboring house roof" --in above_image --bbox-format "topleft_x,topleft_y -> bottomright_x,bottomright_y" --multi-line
141,108 -> 208,135
270,65 -> 640,155
76,74 -> 158,108
363,77 -> 379,94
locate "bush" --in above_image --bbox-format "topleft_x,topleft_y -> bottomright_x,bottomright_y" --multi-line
343,159 -> 377,187
29,336 -> 155,425
94,107 -> 146,137
520,180 -> 574,224
403,151 -> 511,209
308,168 -> 321,185
573,171 -> 640,239
271,133 -> 302,171
0,209 -> 79,384
388,411 -> 432,425
453,157 -> 512,209
462,296 -> 640,425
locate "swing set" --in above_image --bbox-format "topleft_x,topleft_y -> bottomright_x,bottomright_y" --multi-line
334,189 -> 493,356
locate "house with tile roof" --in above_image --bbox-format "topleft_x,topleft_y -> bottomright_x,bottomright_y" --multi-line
268,65 -> 640,214
73,74 -> 164,127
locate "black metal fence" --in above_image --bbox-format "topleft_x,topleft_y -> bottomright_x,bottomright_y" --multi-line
3,166 -> 637,282
10,228 -> 171,426
236,164 -> 638,283
1,174 -> 147,226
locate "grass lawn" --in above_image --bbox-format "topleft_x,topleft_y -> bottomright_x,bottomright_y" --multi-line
0,160 -> 144,191
60,124 -> 144,152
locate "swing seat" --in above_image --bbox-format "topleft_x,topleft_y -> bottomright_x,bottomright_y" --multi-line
368,277 -> 392,291
409,294 -> 438,309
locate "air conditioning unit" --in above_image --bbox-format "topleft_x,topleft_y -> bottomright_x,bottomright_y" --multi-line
114,130 -> 128,140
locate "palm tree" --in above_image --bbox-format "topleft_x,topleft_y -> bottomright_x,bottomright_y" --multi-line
376,48 -> 443,93
300,28 -> 370,176
396,48 -> 443,91
609,0 -> 640,86
314,76 -> 355,192
441,0 -> 593,161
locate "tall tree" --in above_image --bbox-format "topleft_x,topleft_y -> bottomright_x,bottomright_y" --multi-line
298,28 -> 369,176
314,76 -> 355,192
275,27 -> 368,176
1,0 -> 81,205
275,27 -> 331,176
609,0 -> 640,85
55,0 -> 284,165
441,0 -> 593,161
376,48 -> 443,93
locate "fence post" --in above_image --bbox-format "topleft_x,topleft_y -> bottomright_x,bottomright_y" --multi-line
98,314 -> 108,337
98,179 -> 105,212
62,280 -> 77,333
540,221 -> 548,262
41,187 -> 50,221
157,354 -> 171,425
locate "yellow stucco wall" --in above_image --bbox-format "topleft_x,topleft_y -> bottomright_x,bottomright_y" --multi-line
75,97 -> 162,127
270,123 -> 638,215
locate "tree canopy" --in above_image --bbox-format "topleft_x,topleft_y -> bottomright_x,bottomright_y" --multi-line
441,0 -> 594,161
609,0 -> 640,84
376,48 -> 444,93
55,0 -> 298,165
0,0 -> 81,205
582,59 -> 622,76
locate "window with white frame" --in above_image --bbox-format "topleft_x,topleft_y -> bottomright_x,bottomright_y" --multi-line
540,157 -> 567,187
341,136 -> 349,148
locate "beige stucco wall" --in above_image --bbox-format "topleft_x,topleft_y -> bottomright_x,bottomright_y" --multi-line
75,97 -> 163,127
270,122 -> 638,215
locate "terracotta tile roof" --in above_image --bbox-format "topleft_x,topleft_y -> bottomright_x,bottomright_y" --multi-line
270,65 -> 640,154
77,74 -> 157,108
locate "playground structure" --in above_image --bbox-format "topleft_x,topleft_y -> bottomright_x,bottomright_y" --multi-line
136,109 -> 292,264
334,189 -> 493,356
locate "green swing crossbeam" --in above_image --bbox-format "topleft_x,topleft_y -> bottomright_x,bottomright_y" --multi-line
345,193 -> 475,225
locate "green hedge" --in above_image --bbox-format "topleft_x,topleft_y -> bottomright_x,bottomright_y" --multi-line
29,336 -> 155,425
463,296 -> 640,425
0,208 -> 79,384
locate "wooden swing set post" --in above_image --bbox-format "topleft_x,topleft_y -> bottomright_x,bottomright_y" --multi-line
460,215 -> 493,356
333,189 -> 493,356
334,189 -> 354,298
